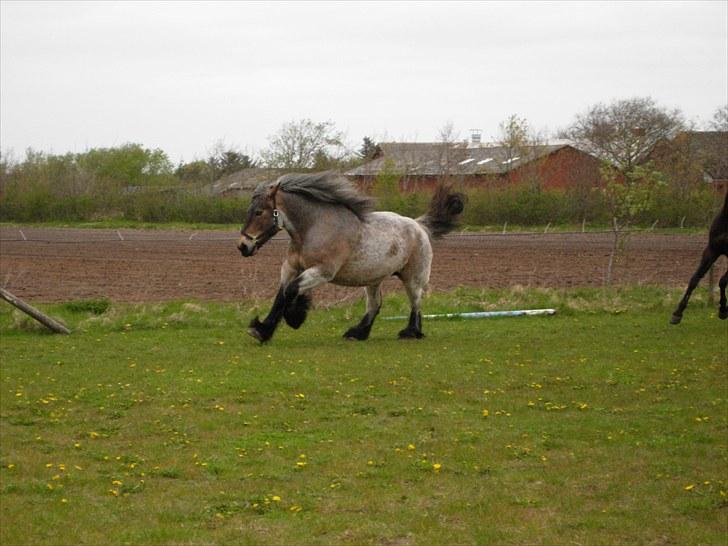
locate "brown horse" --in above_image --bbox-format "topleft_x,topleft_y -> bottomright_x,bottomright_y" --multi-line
671,190 -> 728,324
238,172 -> 464,342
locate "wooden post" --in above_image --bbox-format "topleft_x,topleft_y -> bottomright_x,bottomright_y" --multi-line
0,288 -> 71,334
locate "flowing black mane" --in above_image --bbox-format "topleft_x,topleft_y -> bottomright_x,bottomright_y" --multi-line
255,172 -> 375,220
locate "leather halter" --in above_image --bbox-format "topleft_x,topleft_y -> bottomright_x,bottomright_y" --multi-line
241,194 -> 282,250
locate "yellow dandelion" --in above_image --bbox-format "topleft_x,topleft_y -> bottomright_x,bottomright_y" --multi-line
271,495 -> 281,502
407,444 -> 416,451
433,463 -> 442,472
684,484 -> 694,491
482,409 -> 489,417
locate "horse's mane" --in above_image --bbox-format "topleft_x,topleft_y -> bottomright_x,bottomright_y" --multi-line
259,172 -> 375,221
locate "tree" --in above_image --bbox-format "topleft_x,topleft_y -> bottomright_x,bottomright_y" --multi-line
709,104 -> 728,131
564,97 -> 684,174
175,160 -> 214,184
601,162 -> 665,284
358,137 -> 381,160
497,114 -> 531,162
260,119 -> 346,169
496,114 -> 545,191
77,144 -> 173,187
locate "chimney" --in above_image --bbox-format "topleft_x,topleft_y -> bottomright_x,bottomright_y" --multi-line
470,129 -> 482,146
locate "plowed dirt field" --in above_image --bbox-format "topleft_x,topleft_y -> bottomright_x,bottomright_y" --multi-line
0,227 -> 712,304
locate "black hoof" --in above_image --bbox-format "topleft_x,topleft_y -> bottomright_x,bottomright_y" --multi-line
248,317 -> 273,343
670,314 -> 682,325
398,328 -> 425,339
343,326 -> 370,341
719,308 -> 728,320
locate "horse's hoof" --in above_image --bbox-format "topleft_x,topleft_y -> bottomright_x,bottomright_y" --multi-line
670,314 -> 682,325
398,329 -> 425,339
343,327 -> 369,341
247,327 -> 266,342
247,317 -> 271,342
719,308 -> 728,320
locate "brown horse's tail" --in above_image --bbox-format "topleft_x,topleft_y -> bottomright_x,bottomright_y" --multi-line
416,184 -> 466,239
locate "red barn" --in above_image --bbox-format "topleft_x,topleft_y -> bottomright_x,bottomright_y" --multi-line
346,141 -> 604,192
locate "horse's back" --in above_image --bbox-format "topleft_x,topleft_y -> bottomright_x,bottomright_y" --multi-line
332,211 -> 432,286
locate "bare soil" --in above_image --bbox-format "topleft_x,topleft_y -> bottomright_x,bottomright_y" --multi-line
0,227 -> 713,304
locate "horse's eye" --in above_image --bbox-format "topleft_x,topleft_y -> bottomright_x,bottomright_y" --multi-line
255,210 -> 263,217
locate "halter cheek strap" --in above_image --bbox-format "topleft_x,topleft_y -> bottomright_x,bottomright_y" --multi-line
242,193 -> 283,249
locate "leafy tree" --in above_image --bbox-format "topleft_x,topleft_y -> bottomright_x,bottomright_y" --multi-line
260,119 -> 346,169
497,114 -> 531,161
210,149 -> 256,178
77,144 -> 173,186
564,97 -> 683,174
601,162 -> 665,284
373,159 -> 401,211
175,160 -> 214,184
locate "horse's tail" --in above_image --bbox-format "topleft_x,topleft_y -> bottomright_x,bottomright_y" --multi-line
416,184 -> 466,240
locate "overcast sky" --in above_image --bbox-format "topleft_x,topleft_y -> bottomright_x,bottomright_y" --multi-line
1,1 -> 726,164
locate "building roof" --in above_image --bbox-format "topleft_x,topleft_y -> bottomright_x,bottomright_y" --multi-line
209,168 -> 289,195
345,141 -> 583,177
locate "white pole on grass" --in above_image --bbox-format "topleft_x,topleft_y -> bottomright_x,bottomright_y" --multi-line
381,308 -> 556,321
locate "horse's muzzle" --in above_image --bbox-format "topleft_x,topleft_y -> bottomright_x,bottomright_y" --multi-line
238,236 -> 257,257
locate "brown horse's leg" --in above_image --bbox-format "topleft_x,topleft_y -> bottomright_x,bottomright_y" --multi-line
344,284 -> 382,340
718,267 -> 728,320
671,246 -> 717,324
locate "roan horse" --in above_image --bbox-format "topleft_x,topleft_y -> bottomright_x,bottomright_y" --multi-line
237,172 -> 464,342
670,189 -> 728,324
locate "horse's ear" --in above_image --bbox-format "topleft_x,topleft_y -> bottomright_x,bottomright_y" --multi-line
266,182 -> 280,202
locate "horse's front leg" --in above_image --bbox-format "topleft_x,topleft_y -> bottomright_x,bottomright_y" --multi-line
248,263 -> 298,343
284,266 -> 336,301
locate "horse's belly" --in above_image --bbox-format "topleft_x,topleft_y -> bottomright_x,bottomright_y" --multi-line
332,254 -> 406,286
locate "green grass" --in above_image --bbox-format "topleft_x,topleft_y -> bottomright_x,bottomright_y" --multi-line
1,288 -> 726,545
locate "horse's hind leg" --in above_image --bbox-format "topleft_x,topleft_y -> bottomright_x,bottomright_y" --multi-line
343,284 -> 382,341
718,266 -> 728,320
399,280 -> 425,339
671,247 -> 717,324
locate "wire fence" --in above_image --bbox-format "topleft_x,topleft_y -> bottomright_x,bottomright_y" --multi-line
0,226 -> 715,304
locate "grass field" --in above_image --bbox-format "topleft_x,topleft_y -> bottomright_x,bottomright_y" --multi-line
0,288 -> 726,545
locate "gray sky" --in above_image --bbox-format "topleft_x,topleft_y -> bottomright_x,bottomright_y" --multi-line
1,1 -> 726,164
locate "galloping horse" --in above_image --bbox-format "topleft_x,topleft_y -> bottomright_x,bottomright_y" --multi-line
238,172 -> 464,342
671,190 -> 728,324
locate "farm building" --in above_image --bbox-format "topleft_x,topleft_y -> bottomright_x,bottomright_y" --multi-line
208,168 -> 290,197
345,140 -> 604,192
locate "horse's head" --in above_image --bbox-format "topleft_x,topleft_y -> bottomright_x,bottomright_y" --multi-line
238,183 -> 281,257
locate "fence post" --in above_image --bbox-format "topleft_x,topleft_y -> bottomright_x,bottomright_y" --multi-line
0,287 -> 71,334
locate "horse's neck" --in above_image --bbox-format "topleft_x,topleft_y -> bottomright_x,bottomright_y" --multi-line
278,192 -> 322,242
279,192 -> 359,247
